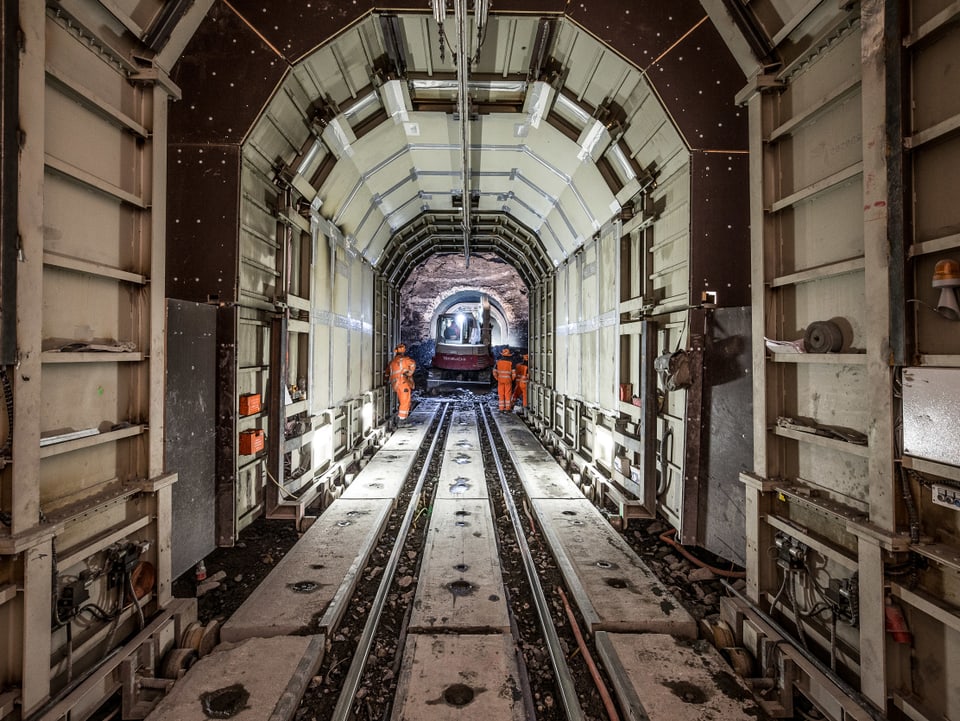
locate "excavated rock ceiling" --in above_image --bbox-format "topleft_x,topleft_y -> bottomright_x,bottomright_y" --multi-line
401,254 -> 529,346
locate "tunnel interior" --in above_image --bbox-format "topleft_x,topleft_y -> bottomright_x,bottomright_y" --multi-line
5,1 -> 960,719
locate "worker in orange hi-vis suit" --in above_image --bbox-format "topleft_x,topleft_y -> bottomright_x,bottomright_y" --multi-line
387,343 -> 417,420
513,354 -> 529,409
493,348 -> 515,412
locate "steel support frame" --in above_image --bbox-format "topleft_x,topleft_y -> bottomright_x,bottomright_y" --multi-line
0,0 -> 17,367
859,0 -> 904,706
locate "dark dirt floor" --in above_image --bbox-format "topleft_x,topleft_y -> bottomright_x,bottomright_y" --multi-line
171,517 -> 300,624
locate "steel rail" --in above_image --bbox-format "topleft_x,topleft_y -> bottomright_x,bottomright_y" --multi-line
330,404 -> 451,721
479,404 -> 586,721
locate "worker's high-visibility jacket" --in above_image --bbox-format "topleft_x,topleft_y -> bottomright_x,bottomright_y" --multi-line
493,359 -> 515,411
387,354 -> 416,418
388,355 -> 416,385
513,362 -> 529,407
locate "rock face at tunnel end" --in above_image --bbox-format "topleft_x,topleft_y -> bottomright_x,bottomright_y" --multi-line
401,254 -> 529,348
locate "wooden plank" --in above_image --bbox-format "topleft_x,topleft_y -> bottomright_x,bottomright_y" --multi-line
43,250 -> 148,284
44,154 -> 148,208
911,543 -> 960,573
41,351 -> 144,364
903,1 -> 960,47
39,424 -> 145,459
767,76 -> 861,142
890,582 -> 960,634
908,232 -> 960,258
773,425 -> 871,458
769,352 -> 867,365
45,65 -> 149,137
765,514 -> 858,571
770,256 -> 865,288
901,455 -> 960,482
769,162 -> 863,213
57,515 -> 152,570
905,110 -> 960,150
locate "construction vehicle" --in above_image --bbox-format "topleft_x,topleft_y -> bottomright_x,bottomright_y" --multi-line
427,295 -> 494,390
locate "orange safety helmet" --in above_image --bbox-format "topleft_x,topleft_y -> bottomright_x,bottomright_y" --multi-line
501,348 -> 512,357
394,343 -> 406,354
523,354 -> 528,361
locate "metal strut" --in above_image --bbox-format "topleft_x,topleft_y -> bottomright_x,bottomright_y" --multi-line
453,0 -> 471,268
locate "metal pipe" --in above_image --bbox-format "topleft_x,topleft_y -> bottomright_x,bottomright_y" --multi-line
479,405 -> 586,721
721,580 -> 887,721
454,0 -> 471,266
331,404 -> 449,721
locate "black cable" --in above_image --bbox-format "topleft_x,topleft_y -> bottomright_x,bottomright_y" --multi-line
898,464 -> 921,544
0,368 -> 13,456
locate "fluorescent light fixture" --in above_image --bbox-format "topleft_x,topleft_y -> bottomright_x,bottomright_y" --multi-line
409,79 -> 526,94
296,137 -> 322,176
554,92 -> 591,125
595,426 -> 613,466
343,90 -> 379,121
607,143 -> 636,181
313,422 -> 333,471
362,401 -> 373,432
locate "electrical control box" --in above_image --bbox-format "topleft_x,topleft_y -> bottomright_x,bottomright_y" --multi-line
902,367 -> 960,468
932,484 -> 960,511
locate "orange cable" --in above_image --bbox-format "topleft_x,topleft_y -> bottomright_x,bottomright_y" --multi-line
659,528 -> 746,579
557,587 -> 621,721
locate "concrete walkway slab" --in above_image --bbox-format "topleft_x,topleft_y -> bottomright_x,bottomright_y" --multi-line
595,632 -> 762,721
146,635 -> 324,721
381,407 -> 435,452
221,498 -> 393,642
508,450 -> 583,500
532,498 -> 696,637
447,410 -> 481,451
390,634 -> 526,721
410,499 -> 509,632
340,450 -> 416,500
436,451 -> 487,501
490,411 -> 542,452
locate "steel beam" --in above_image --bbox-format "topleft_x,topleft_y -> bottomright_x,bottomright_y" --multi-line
454,0 -> 471,266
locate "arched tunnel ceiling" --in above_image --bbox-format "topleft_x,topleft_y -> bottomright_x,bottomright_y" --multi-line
169,1 -> 751,290
171,1 -> 748,150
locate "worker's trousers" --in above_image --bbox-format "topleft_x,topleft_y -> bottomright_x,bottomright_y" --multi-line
393,379 -> 414,419
497,381 -> 513,411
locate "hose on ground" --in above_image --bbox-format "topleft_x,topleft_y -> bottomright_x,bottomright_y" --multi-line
658,528 -> 746,578
557,587 -> 621,721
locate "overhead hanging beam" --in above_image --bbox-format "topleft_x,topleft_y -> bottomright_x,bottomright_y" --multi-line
454,0 -> 471,267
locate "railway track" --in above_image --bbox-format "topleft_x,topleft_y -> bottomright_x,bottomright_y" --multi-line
147,397 -> 764,721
